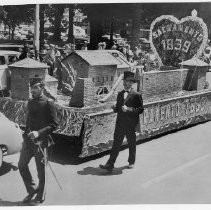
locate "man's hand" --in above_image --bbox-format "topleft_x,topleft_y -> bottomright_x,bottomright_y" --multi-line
28,131 -> 39,140
122,105 -> 133,112
122,105 -> 128,112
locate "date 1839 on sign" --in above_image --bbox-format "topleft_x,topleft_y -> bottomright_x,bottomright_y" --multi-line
161,39 -> 191,53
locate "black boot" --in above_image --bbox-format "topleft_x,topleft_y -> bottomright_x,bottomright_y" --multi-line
30,194 -> 45,205
99,163 -> 114,172
22,189 -> 38,204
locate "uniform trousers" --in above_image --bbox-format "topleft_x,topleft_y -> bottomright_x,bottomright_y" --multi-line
18,140 -> 47,201
107,124 -> 136,166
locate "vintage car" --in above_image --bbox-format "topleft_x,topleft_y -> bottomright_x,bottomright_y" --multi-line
0,44 -> 23,51
0,112 -> 23,169
0,50 -> 20,96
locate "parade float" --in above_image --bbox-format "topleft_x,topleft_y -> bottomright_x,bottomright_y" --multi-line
1,11 -> 211,158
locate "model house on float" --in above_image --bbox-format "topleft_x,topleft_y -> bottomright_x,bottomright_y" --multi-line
62,50 -> 131,107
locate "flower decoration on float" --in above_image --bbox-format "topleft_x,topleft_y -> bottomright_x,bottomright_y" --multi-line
149,10 -> 208,68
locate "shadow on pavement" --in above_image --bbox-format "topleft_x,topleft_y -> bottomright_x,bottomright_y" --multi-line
0,162 -> 18,176
0,199 -> 28,206
77,165 -> 129,176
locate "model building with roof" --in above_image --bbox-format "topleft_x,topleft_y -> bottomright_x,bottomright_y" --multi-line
9,58 -> 57,100
62,50 -> 131,107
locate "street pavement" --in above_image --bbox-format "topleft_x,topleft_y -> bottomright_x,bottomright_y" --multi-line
1,121 -> 211,206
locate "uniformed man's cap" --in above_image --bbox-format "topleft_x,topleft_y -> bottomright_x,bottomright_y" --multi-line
30,78 -> 45,88
123,71 -> 136,82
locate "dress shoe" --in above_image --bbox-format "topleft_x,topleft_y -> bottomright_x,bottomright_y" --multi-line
99,164 -> 114,172
128,164 -> 134,169
30,199 -> 44,206
22,189 -> 38,203
29,194 -> 45,205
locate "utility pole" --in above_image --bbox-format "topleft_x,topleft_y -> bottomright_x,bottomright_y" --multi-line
34,4 -> 40,60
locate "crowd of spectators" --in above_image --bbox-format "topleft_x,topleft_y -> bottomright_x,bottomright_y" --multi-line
108,41 -> 160,71
199,44 -> 211,64
15,39 -> 161,94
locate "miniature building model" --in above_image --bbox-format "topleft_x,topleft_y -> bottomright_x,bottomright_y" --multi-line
9,58 -> 49,100
141,69 -> 187,99
69,77 -> 96,107
179,58 -> 209,91
62,50 -> 131,107
139,58 -> 209,100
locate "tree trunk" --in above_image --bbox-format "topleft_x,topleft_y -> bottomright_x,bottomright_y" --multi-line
53,5 -> 65,43
89,17 -> 103,50
8,26 -> 11,40
130,6 -> 143,50
11,26 -> 15,40
39,4 -> 45,50
109,17 -> 114,49
67,4 -> 74,44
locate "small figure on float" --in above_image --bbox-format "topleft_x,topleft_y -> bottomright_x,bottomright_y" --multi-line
144,48 -> 160,71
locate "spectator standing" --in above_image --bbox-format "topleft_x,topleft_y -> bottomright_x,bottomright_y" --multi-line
102,42 -> 107,50
39,49 -> 47,62
19,43 -> 29,60
43,44 -> 55,76
98,42 -> 103,50
145,49 -> 159,71
63,44 -> 74,57
81,41 -> 88,50
54,45 -> 61,74
126,44 -> 134,63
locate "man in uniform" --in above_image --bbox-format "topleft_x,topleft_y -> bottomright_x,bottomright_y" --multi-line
18,78 -> 58,205
100,71 -> 144,172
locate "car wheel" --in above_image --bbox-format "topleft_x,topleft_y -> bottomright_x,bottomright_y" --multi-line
0,148 -> 3,169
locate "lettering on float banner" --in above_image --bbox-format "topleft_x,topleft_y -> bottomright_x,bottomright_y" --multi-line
149,15 -> 208,67
143,96 -> 208,125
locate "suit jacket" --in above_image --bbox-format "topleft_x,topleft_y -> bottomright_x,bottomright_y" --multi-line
24,95 -> 58,147
113,89 -> 144,129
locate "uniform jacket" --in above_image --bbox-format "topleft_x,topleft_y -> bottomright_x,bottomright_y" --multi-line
113,89 -> 144,128
24,95 -> 58,147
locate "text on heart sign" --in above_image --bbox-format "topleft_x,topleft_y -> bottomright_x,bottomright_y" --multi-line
152,23 -> 203,42
149,15 -> 208,67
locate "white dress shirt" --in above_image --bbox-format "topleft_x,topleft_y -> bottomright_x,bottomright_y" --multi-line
123,89 -> 131,99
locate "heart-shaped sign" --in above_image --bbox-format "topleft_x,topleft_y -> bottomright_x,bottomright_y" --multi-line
149,15 -> 208,67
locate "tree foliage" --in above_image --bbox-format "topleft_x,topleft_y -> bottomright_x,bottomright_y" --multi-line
67,4 -> 75,43
44,4 -> 66,43
79,3 -> 207,49
79,3 -> 143,49
1,3 -> 209,47
1,5 -> 35,39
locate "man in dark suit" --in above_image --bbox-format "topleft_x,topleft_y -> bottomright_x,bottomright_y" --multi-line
100,71 -> 144,172
18,78 -> 58,205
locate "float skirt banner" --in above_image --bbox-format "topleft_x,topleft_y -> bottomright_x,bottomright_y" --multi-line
80,110 -> 116,157
0,97 -> 85,136
80,91 -> 211,157
1,91 -> 211,157
139,91 -> 211,139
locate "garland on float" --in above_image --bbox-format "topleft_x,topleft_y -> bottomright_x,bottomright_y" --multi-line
149,15 -> 208,66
